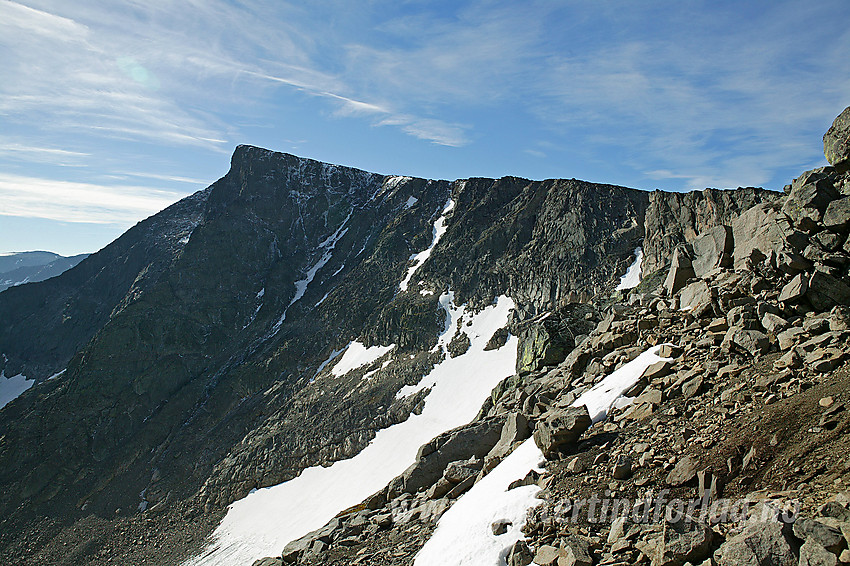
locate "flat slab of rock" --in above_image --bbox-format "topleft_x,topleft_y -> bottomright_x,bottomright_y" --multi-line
692,225 -> 733,277
779,273 -> 809,303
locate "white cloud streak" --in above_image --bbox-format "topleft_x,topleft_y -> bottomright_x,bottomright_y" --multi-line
0,173 -> 186,224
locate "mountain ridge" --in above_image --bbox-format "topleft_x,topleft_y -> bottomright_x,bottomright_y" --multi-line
0,128 -> 839,565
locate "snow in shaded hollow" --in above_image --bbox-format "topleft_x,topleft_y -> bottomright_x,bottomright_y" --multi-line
183,294 -> 518,566
399,198 -> 455,292
0,371 -> 34,410
615,247 -> 643,290
414,345 -> 672,566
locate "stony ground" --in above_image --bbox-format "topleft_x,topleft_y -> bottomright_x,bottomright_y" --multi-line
0,502 -> 223,566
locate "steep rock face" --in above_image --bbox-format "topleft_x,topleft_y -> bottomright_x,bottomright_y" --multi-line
0,147 -> 451,533
198,176 -> 650,510
0,190 -> 209,380
642,187 -> 781,277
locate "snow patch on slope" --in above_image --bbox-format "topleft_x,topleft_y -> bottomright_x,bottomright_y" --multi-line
330,341 -> 396,377
414,344 -> 671,565
415,439 -> 545,566
398,291 -> 501,398
400,199 -> 455,292
184,295 -> 517,566
0,371 -> 34,410
615,247 -> 643,291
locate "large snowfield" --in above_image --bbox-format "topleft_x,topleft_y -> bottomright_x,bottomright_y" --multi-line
184,293 -> 518,566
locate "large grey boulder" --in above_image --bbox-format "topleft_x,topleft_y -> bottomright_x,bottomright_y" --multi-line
692,225 -> 733,277
396,418 -> 504,494
516,312 -> 572,374
715,521 -> 796,566
782,176 -> 841,230
799,539 -> 838,566
637,515 -> 714,566
731,202 -> 786,269
722,326 -> 770,356
486,412 -> 531,461
793,517 -> 846,554
679,280 -> 713,313
824,197 -> 850,231
824,106 -> 850,170
533,405 -> 592,459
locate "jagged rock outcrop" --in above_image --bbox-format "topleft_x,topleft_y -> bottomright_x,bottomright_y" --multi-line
642,187 -> 780,277
824,105 -> 850,171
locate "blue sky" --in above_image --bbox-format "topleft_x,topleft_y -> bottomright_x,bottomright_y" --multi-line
1,0 -> 849,255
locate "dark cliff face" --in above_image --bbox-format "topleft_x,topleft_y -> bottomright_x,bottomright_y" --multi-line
0,190 -> 209,381
0,146 -> 774,561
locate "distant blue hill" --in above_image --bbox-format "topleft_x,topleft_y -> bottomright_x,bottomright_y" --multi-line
0,251 -> 89,292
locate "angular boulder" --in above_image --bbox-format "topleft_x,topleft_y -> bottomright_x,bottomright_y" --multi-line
782,177 -> 840,226
665,247 -> 696,296
715,521 -> 796,566
799,539 -> 838,566
824,197 -> 850,231
666,455 -> 698,487
691,225 -> 733,277
807,271 -> 850,311
517,312 -> 571,374
679,280 -> 713,312
779,273 -> 809,303
793,517 -> 846,554
722,327 -> 770,356
486,412 -> 531,461
533,405 -> 592,459
638,515 -> 714,566
398,418 -> 504,494
507,540 -> 534,566
824,105 -> 850,169
731,202 -> 786,269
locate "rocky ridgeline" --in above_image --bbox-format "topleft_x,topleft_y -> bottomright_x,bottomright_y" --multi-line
253,108 -> 850,566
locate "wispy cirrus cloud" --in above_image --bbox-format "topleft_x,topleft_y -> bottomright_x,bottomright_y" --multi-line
0,173 -> 185,224
0,0 -> 472,149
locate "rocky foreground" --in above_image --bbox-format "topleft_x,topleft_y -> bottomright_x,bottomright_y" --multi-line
253,108 -> 850,565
